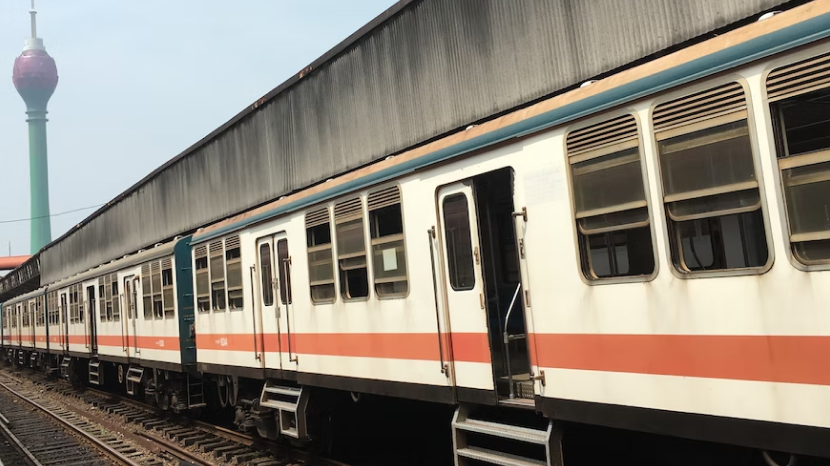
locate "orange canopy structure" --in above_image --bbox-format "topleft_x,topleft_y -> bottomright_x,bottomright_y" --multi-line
0,256 -> 31,270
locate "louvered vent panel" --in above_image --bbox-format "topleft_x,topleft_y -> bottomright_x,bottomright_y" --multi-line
306,208 -> 330,228
334,198 -> 363,223
151,262 -> 161,272
368,186 -> 401,211
161,258 -> 172,269
567,115 -> 638,156
209,241 -> 223,256
141,264 -> 150,276
653,82 -> 746,133
225,236 -> 240,250
767,52 -> 830,102
195,246 -> 207,258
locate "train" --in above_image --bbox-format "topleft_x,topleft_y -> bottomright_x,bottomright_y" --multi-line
3,4 -> 830,466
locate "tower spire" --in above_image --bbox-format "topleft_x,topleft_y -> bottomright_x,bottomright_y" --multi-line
30,0 -> 37,39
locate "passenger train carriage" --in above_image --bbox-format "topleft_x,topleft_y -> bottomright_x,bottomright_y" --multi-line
3,3 -> 830,465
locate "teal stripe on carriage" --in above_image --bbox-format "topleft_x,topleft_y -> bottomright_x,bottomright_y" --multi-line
193,11 -> 830,244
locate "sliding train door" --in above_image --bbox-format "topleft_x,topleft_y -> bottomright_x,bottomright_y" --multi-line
437,182 -> 495,398
437,169 -> 533,404
255,231 -> 297,373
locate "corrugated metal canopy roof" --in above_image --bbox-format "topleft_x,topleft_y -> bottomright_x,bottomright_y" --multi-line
1,0 -> 800,291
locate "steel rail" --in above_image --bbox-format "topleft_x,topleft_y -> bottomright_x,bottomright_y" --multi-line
0,379 -> 143,466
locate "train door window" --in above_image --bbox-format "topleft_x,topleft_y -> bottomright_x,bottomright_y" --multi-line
195,246 -> 210,312
442,194 -> 476,290
653,82 -> 769,273
162,259 -> 175,318
368,186 -> 409,297
142,264 -> 153,319
334,198 -> 370,300
151,262 -> 163,318
259,243 -> 274,306
209,241 -> 227,311
768,52 -> 830,265
306,208 -> 336,304
566,114 -> 655,279
277,239 -> 292,304
73,286 -> 80,323
225,237 -> 243,310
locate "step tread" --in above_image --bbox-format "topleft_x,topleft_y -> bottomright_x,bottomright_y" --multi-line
263,385 -> 301,396
259,399 -> 298,411
457,446 -> 546,466
455,418 -> 548,444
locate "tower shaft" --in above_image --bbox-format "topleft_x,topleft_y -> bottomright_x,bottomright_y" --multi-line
27,110 -> 51,252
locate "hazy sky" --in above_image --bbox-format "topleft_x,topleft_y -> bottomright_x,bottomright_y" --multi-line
0,0 -> 396,256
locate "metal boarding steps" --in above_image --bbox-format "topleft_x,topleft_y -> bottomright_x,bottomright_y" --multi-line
259,380 -> 309,439
187,373 -> 207,409
126,366 -> 144,395
88,358 -> 101,385
452,404 -> 563,466
17,350 -> 25,367
29,353 -> 37,367
60,356 -> 71,379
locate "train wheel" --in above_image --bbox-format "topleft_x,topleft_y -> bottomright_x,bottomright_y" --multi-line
217,376 -> 229,408
117,364 -> 125,385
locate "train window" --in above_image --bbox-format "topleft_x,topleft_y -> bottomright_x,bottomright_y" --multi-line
142,264 -> 152,319
36,297 -> 43,327
335,198 -> 370,300
306,208 -> 336,304
23,303 -> 30,327
152,262 -> 163,319
259,243 -> 274,306
195,246 -> 210,313
442,194 -> 476,290
653,82 -> 768,273
225,237 -> 243,310
368,186 -> 408,297
566,115 -> 655,279
73,286 -> 80,323
111,275 -> 120,321
277,239 -> 292,304
768,52 -> 830,265
79,288 -> 84,324
209,241 -> 227,311
97,280 -> 105,322
162,259 -> 175,318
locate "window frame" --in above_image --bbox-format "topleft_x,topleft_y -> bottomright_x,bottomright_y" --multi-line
763,46 -> 830,272
306,208 -> 337,305
334,196 -> 371,302
650,76 -> 774,279
368,184 -> 410,299
564,111 -> 659,285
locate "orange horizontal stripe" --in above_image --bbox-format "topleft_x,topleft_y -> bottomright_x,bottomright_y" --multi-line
98,335 -> 180,351
197,332 -> 491,363
532,334 -> 830,386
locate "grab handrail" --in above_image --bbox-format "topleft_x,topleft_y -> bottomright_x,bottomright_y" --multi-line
428,227 -> 449,376
283,257 -> 298,364
503,283 -> 523,399
250,265 -> 261,361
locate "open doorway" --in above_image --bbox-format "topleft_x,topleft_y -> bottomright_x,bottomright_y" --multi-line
472,168 -> 532,401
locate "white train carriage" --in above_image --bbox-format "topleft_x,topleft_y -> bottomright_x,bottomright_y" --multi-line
187,5 -> 830,462
49,238 -> 199,401
1,288 -> 47,367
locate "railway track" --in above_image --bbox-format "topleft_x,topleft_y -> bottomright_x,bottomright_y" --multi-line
0,373 -> 154,466
0,366 -> 350,466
